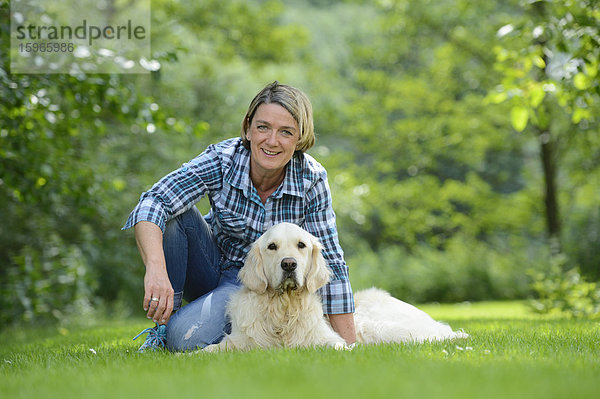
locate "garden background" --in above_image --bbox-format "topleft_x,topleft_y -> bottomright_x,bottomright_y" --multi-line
1,0 -> 599,328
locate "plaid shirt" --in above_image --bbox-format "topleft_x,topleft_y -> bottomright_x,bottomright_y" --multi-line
123,137 -> 354,314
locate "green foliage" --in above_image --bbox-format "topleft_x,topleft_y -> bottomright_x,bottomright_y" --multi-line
0,56 -> 158,324
1,234 -> 95,324
491,0 -> 600,131
150,0 -> 310,144
349,234 -> 539,303
324,0 -> 539,255
488,0 -> 600,280
562,179 -> 600,279
529,254 -> 600,318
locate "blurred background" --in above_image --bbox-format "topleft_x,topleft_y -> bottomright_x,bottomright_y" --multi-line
1,0 -> 599,328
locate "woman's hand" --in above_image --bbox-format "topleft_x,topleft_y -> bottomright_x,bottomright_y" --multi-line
143,266 -> 174,324
135,221 -> 174,325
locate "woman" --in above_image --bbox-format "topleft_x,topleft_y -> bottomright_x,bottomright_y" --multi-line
124,81 -> 356,351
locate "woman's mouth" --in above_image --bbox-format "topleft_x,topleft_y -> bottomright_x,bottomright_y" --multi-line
262,148 -> 280,157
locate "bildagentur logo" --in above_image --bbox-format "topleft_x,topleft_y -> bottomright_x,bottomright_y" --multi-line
15,19 -> 147,46
10,0 -> 152,74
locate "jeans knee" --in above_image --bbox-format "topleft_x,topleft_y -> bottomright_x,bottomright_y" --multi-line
165,307 -> 226,352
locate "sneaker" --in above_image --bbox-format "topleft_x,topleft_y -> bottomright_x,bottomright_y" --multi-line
133,324 -> 167,352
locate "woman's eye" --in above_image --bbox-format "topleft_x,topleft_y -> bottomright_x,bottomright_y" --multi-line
282,130 -> 293,136
268,243 -> 277,250
297,241 -> 306,249
257,125 -> 268,131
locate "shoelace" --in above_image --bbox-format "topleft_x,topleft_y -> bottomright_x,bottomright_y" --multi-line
133,326 -> 166,349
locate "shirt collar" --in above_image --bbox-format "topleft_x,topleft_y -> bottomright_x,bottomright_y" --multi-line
274,152 -> 304,198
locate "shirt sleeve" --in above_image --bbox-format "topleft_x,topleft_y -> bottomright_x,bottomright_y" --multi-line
122,144 -> 223,232
304,169 -> 355,315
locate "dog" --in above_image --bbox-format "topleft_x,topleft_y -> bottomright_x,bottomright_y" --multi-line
204,223 -> 467,352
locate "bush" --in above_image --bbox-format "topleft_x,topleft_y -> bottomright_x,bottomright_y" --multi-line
348,234 -> 540,303
529,254 -> 600,318
0,234 -> 97,325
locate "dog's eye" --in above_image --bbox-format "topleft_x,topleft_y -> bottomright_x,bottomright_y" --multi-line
297,241 -> 306,249
267,243 -> 277,250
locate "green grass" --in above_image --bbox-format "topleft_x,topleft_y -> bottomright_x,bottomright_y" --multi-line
1,302 -> 599,399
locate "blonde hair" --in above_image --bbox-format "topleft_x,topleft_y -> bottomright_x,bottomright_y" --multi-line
241,81 -> 315,153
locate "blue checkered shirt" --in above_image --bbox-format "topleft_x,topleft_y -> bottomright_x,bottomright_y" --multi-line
123,137 -> 354,314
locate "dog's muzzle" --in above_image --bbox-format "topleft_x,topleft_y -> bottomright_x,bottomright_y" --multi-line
278,257 -> 298,293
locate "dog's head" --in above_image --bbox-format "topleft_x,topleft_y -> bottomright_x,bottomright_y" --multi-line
239,223 -> 332,294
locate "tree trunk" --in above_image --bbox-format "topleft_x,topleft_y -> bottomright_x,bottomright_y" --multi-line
537,127 -> 561,254
532,0 -> 561,255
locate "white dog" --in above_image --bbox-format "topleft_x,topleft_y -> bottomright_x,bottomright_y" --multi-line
204,223 -> 467,352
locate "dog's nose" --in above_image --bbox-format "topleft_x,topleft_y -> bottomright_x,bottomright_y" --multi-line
281,257 -> 297,272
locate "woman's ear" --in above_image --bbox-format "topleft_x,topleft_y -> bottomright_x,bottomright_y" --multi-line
306,237 -> 332,293
239,243 -> 267,293
245,117 -> 253,140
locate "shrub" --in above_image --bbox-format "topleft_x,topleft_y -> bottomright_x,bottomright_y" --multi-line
529,254 -> 600,318
0,234 -> 97,326
348,234 -> 540,303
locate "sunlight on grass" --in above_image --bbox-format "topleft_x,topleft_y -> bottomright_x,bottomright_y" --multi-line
420,300 -> 538,320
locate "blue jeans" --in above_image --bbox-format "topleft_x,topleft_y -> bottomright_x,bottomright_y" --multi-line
163,207 -> 241,351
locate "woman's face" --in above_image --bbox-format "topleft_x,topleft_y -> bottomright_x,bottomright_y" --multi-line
247,103 -> 300,179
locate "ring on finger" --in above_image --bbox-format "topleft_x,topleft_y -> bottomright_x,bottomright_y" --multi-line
151,297 -> 159,302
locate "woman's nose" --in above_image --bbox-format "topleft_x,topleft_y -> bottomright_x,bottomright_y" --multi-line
265,130 -> 277,145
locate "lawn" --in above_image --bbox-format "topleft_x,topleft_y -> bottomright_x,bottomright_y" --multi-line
1,301 -> 598,399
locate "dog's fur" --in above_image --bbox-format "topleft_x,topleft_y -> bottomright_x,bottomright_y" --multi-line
204,223 -> 467,352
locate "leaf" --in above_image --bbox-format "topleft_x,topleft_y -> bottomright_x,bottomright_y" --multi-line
510,106 -> 529,132
572,108 -> 591,124
573,73 -> 589,90
35,177 -> 47,188
112,178 -> 126,192
586,62 -> 598,78
533,55 -> 546,69
530,85 -> 545,107
486,91 -> 508,104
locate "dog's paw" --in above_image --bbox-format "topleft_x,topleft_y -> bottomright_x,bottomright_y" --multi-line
203,340 -> 236,352
333,342 -> 355,351
333,342 -> 345,351
455,330 -> 470,339
203,344 -> 220,353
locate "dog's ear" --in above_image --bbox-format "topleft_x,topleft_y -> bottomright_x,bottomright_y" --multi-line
306,237 -> 332,292
239,242 -> 268,294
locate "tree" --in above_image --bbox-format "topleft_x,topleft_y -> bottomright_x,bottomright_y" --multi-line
490,0 -> 600,256
330,0 -> 536,252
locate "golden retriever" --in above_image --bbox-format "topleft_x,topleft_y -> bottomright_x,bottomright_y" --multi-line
204,223 -> 467,351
